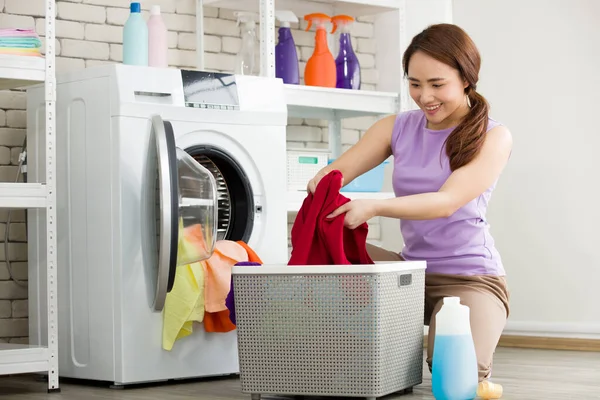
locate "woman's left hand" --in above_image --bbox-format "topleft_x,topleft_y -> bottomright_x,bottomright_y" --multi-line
327,199 -> 379,229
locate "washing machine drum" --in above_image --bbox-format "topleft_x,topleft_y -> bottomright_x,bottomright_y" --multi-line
186,145 -> 255,243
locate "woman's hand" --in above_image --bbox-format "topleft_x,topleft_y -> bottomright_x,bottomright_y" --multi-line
307,168 -> 341,194
327,199 -> 379,229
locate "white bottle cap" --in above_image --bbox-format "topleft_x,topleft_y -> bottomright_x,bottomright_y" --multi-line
443,296 -> 461,305
436,296 -> 471,336
151,5 -> 161,15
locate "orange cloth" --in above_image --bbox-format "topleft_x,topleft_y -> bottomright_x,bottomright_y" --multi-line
236,240 -> 263,263
204,241 -> 248,313
203,240 -> 250,333
203,309 -> 236,333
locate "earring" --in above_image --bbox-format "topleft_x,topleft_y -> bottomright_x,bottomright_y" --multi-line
466,94 -> 472,108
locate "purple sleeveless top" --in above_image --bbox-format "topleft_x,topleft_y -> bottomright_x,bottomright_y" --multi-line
391,109 -> 505,276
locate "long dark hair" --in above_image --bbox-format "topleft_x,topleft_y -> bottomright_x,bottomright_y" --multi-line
403,23 -> 489,171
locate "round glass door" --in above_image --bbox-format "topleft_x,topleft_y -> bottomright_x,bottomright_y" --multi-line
152,115 -> 218,311
175,147 -> 218,267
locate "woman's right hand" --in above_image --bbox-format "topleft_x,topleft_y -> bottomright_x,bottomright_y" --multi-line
307,168 -> 342,194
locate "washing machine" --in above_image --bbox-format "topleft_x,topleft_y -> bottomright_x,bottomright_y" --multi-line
25,64 -> 289,386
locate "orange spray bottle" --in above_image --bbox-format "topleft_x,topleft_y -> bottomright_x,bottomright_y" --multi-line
303,13 -> 336,88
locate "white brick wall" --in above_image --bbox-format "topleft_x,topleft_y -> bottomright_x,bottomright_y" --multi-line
0,0 -> 383,341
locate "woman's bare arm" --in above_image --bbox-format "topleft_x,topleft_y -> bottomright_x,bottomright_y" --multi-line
308,114 -> 396,193
374,125 -> 513,219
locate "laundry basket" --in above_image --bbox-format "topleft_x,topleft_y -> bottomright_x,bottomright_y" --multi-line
231,261 -> 426,400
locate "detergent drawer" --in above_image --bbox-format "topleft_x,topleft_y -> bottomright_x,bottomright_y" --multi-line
231,261 -> 426,399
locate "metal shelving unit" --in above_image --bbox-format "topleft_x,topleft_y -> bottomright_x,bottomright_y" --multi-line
198,0 -> 407,212
0,0 -> 59,392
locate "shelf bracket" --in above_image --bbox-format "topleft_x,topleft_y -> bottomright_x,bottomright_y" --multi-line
45,0 -> 59,393
196,0 -> 205,70
329,111 -> 342,160
259,0 -> 275,78
398,0 -> 410,112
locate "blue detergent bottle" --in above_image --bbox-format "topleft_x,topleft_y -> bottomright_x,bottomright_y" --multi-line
431,297 -> 479,400
123,2 -> 148,66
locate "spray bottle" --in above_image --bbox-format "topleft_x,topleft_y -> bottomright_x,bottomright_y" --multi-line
304,13 -> 336,88
331,15 -> 361,90
275,10 -> 299,85
234,11 -> 259,76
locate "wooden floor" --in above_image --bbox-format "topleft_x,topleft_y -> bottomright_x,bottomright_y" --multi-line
0,348 -> 598,399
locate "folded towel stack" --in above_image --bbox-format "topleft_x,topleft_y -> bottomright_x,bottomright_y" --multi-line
0,28 -> 43,57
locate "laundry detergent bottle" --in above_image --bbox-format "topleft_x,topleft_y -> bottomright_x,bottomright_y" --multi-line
235,12 -> 259,76
431,297 -> 478,400
123,1 -> 148,66
331,15 -> 361,90
275,10 -> 299,84
147,5 -> 168,68
304,13 -> 336,88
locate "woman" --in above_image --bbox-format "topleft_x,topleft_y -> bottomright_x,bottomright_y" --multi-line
307,23 -> 511,391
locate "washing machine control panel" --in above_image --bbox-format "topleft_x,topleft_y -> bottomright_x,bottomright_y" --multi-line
181,70 -> 240,110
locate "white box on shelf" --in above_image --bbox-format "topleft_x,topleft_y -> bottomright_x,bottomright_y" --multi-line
287,148 -> 330,191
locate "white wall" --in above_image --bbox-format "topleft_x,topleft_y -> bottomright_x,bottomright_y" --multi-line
452,0 -> 600,339
377,0 -> 600,339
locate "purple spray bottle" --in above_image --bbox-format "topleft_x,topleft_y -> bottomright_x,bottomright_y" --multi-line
331,15 -> 361,90
275,10 -> 299,85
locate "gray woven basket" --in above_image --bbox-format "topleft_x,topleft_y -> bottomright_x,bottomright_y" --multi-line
232,262 -> 426,400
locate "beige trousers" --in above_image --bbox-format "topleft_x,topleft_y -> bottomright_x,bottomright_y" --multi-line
366,244 -> 510,382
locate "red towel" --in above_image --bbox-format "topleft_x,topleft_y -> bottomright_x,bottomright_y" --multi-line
289,170 -> 373,265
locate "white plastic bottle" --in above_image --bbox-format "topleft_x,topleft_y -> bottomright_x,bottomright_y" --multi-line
431,297 -> 479,400
123,2 -> 148,66
147,5 -> 168,68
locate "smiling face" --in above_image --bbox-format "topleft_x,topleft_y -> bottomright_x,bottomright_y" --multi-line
407,50 -> 470,130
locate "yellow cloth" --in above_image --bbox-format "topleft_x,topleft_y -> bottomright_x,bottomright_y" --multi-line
0,48 -> 41,56
162,261 -> 205,351
161,223 -> 251,350
162,219 -> 210,351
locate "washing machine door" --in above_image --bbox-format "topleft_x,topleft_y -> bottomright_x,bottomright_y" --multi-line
152,115 -> 218,311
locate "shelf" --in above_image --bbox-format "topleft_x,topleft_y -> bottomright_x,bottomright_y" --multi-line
285,84 -> 399,119
0,344 -> 49,375
203,0 -> 401,17
0,0 -> 58,391
287,190 -> 394,212
0,55 -> 45,90
0,183 -> 47,209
